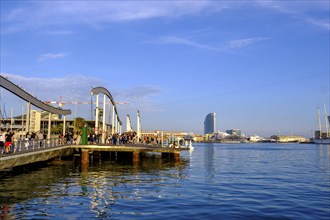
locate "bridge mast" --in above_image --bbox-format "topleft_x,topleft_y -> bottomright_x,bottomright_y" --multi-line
26,102 -> 30,133
112,104 -> 115,135
95,94 -> 99,135
324,101 -> 329,137
137,110 -> 141,142
102,94 -> 106,144
126,114 -> 133,132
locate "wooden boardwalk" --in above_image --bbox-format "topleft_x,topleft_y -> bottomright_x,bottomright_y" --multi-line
76,144 -> 189,165
75,143 -> 188,153
0,144 -> 189,170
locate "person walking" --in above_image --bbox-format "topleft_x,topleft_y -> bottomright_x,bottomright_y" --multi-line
5,130 -> 13,153
0,130 -> 5,154
12,130 -> 18,153
76,132 -> 81,145
37,131 -> 44,147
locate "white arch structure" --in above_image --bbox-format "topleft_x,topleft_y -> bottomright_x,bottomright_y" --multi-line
1,75 -> 71,138
91,87 -> 122,143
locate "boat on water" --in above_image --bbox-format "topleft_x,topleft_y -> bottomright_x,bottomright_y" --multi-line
311,103 -> 330,144
248,135 -> 264,142
165,136 -> 194,149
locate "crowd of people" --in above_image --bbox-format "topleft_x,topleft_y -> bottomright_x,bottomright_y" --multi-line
88,132 -> 138,145
0,128 -> 172,155
58,131 -> 140,145
0,129 -> 47,154
70,131 -> 163,146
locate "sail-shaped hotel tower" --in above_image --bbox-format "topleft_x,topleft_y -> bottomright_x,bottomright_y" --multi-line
204,113 -> 216,134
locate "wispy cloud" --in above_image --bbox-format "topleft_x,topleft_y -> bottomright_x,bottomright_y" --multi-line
1,1 -> 225,33
37,53 -> 69,63
0,73 -> 163,114
254,0 -> 329,30
225,37 -> 268,49
304,18 -> 330,31
1,73 -> 100,102
1,1 -> 328,33
118,86 -> 162,99
154,35 -> 267,53
43,30 -> 75,36
157,36 -> 220,51
114,86 -> 163,112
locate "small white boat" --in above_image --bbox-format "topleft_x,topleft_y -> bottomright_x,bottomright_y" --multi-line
248,135 -> 263,142
166,137 -> 194,149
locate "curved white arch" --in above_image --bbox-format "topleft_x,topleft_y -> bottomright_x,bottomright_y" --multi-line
91,87 -> 122,125
0,75 -> 71,115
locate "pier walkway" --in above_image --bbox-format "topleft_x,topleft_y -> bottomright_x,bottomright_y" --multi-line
0,139 -> 188,170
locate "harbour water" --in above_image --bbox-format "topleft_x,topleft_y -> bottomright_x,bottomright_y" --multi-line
0,143 -> 329,219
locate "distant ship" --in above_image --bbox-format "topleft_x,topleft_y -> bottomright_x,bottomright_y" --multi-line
311,102 -> 330,144
248,135 -> 263,142
311,138 -> 330,144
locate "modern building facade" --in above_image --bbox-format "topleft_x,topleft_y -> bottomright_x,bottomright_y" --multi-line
226,129 -> 242,137
204,113 -> 216,134
1,110 -> 112,134
30,110 -> 41,132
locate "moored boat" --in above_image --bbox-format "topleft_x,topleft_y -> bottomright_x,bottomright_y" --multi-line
311,102 -> 330,144
248,135 -> 263,142
311,138 -> 330,144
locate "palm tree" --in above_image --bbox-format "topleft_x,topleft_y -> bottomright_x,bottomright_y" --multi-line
74,117 -> 86,132
51,123 -> 63,134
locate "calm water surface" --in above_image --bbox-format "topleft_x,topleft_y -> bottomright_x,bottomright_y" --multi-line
0,143 -> 329,219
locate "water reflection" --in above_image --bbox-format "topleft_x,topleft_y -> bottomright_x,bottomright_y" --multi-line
0,154 -> 189,218
318,144 -> 330,172
318,144 -> 330,158
77,156 -> 189,218
204,143 -> 215,182
1,144 -> 328,219
0,162 -> 74,204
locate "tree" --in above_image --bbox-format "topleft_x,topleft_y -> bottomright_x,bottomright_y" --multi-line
74,117 -> 86,132
51,123 -> 63,134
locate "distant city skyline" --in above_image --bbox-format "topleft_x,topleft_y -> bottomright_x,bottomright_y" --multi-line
1,1 -> 329,137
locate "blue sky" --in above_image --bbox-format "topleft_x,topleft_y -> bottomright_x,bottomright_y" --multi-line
0,0 -> 329,137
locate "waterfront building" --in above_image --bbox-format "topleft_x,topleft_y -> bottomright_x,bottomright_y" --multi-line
204,113 -> 216,134
1,110 -> 112,135
141,131 -> 196,140
226,129 -> 242,137
270,135 -> 308,143
29,110 -> 41,132
214,131 -> 230,139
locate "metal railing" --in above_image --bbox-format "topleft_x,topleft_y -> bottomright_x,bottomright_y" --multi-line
1,138 -> 70,156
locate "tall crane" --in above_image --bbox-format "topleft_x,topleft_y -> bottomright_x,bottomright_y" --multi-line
44,97 -> 129,120
44,97 -> 129,107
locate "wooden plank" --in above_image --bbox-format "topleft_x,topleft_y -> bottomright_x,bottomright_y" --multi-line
73,144 -> 188,153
